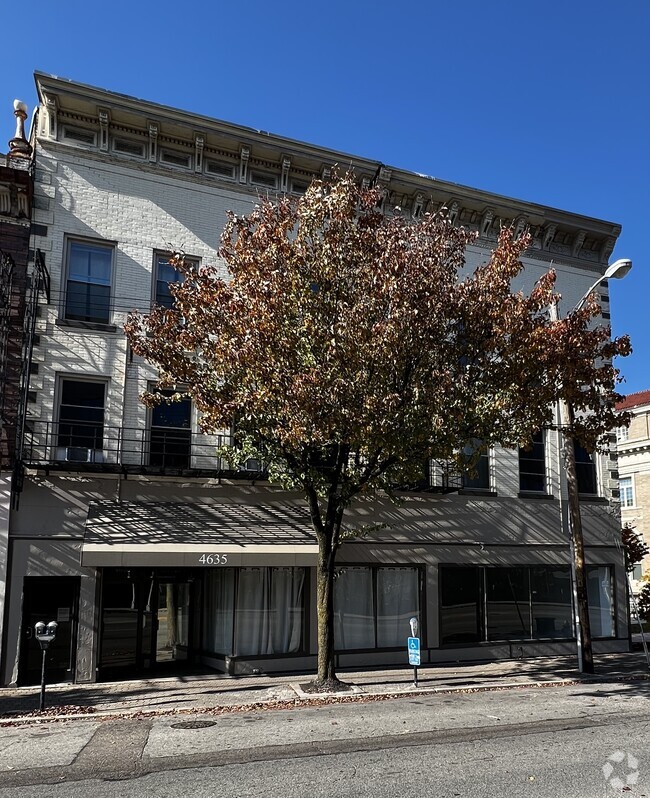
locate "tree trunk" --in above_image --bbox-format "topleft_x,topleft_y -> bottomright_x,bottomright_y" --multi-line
315,530 -> 342,687
563,425 -> 595,674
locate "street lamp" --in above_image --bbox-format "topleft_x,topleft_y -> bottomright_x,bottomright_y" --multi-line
553,257 -> 632,674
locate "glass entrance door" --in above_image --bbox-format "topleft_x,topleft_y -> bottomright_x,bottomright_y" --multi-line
100,571 -> 154,675
99,570 -> 195,678
154,581 -> 190,665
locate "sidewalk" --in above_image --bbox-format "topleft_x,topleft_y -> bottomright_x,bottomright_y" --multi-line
1,652 -> 649,722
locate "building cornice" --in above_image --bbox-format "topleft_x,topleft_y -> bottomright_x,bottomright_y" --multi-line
618,441 -> 650,457
33,72 -> 621,269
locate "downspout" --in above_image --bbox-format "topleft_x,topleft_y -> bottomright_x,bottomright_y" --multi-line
116,337 -> 130,503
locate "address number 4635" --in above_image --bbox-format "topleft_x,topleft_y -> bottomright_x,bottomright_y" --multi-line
198,554 -> 228,565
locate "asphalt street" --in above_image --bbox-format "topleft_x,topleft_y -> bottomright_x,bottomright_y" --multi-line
1,680 -> 649,796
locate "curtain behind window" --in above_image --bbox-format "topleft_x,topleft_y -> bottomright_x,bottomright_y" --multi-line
334,567 -> 374,650
377,568 -> 419,648
235,567 -> 305,656
203,569 -> 235,654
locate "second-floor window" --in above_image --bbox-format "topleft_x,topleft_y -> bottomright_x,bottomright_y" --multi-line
57,379 -> 105,462
65,240 -> 113,323
462,441 -> 490,491
518,431 -> 546,493
149,391 -> 192,468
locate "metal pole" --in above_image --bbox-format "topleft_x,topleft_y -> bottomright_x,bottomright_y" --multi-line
561,400 -> 595,673
39,648 -> 47,711
549,299 -> 594,674
628,573 -> 650,671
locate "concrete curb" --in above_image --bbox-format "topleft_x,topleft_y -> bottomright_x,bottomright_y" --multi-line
2,672 -> 649,727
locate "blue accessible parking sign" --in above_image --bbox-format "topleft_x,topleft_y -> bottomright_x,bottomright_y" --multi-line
407,636 -> 421,666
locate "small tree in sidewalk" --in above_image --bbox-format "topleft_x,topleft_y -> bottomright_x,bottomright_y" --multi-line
125,175 -> 630,690
622,525 -> 649,574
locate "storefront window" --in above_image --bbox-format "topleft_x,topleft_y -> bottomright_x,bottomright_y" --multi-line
587,566 -> 615,637
334,567 -> 375,649
440,566 -> 481,645
439,564 -> 615,644
203,567 -> 306,656
334,566 -> 420,650
377,568 -> 420,648
486,567 -> 531,640
530,566 -> 573,639
203,569 -> 235,655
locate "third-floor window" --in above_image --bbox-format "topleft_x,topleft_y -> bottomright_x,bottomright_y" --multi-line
154,252 -> 198,308
574,441 -> 597,495
518,431 -> 546,493
65,239 -> 113,324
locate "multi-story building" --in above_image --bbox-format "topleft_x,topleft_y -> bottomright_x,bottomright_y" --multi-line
0,100 -> 43,670
617,390 -> 650,586
0,73 -> 630,686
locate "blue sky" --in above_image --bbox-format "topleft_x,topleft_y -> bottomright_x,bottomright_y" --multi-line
2,1 -> 648,393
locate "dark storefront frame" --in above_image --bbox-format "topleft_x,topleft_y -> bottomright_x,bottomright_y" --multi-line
333,564 -> 425,652
439,563 -> 617,646
201,566 -> 310,661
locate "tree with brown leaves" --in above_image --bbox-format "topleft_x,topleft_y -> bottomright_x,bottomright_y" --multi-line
125,175 -> 630,689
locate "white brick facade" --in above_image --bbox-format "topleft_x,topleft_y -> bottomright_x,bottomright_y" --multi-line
0,73 -> 629,685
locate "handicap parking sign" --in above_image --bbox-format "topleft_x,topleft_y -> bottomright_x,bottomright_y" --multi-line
407,636 -> 421,666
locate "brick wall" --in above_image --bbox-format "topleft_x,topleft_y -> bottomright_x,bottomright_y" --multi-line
0,164 -> 32,469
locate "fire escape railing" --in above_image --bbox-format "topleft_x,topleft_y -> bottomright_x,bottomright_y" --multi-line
0,250 -> 14,430
12,250 -> 49,504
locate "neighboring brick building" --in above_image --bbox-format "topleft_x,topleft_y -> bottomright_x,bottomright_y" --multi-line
0,101 -> 35,668
617,391 -> 650,585
0,73 -> 631,685
0,103 -> 33,471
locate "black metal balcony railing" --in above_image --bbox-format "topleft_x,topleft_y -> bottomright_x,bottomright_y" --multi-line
20,420 -> 463,491
21,420 -> 267,478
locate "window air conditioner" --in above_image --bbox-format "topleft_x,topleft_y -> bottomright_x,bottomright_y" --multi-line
55,447 -> 104,463
239,458 -> 262,472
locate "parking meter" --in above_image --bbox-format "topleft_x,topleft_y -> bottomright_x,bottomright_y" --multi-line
408,617 -> 420,687
34,621 -> 58,709
35,621 -> 58,650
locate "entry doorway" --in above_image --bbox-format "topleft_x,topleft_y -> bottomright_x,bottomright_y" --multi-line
18,577 -> 79,686
155,580 -> 190,665
99,569 -> 196,679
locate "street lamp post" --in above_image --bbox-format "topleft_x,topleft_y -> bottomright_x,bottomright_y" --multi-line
553,258 -> 632,675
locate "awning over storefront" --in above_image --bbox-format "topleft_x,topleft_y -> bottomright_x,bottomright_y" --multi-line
82,501 -> 319,567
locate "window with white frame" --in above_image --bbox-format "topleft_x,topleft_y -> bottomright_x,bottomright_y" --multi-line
62,126 -> 96,146
616,426 -> 629,443
619,476 -> 634,507
205,160 -> 235,179
250,170 -> 277,189
112,137 -> 146,158
65,240 -> 113,324
160,149 -> 192,169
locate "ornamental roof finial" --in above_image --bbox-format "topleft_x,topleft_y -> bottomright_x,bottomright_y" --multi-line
8,99 -> 32,159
